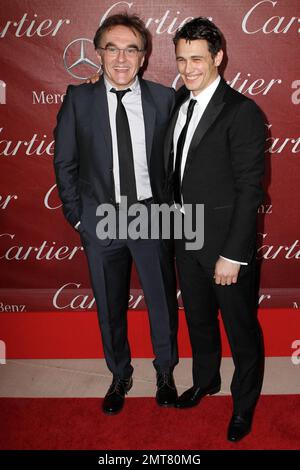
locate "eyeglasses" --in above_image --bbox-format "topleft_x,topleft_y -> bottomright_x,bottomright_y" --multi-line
98,46 -> 144,57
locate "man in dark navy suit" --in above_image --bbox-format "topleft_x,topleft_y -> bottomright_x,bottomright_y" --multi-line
54,13 -> 178,415
164,17 -> 265,441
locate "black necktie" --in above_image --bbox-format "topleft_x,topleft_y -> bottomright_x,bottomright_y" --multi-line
174,99 -> 197,205
111,88 -> 138,206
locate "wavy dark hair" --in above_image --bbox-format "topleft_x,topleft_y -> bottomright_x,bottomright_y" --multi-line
173,17 -> 223,58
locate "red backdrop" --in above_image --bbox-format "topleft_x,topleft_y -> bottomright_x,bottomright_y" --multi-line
1,0 -> 300,314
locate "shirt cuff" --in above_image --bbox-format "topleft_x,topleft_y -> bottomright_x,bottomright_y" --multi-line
220,255 -> 248,266
74,221 -> 81,230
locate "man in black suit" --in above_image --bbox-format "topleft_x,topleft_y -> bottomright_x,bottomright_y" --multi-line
54,13 -> 178,414
164,17 -> 265,441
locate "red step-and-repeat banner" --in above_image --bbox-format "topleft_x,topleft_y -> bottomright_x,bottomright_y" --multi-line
1,0 -> 300,313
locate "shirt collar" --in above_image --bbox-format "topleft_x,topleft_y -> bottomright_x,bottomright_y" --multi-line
189,75 -> 221,107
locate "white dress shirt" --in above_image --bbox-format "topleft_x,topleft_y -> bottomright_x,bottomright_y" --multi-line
75,78 -> 152,231
173,75 -> 246,265
173,76 -> 221,182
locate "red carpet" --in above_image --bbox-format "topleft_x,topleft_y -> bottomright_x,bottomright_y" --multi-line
1,395 -> 300,450
1,308 -> 299,358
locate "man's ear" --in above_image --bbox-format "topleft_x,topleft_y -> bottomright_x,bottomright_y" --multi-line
96,50 -> 102,66
214,49 -> 223,67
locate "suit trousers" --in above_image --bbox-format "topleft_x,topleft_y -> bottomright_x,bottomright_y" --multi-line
175,241 -> 264,413
81,216 -> 178,379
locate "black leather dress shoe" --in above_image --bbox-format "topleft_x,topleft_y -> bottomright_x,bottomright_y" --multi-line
175,384 -> 221,409
227,411 -> 253,442
102,376 -> 133,415
156,371 -> 178,407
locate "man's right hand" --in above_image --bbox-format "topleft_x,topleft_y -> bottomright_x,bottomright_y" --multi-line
86,72 -> 101,84
214,257 -> 240,286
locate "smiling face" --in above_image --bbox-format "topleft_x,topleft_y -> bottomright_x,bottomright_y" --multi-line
96,25 -> 145,89
175,38 -> 223,96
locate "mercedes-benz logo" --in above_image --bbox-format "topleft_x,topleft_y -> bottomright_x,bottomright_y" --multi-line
63,38 -> 101,80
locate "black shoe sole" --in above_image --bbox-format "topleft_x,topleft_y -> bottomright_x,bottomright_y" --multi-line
156,399 -> 176,408
227,428 -> 251,442
102,407 -> 124,415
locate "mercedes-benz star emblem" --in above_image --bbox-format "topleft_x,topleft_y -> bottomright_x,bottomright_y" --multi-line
63,38 -> 101,80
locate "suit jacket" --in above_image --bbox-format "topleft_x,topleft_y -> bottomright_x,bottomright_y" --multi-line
54,77 -> 175,241
164,78 -> 265,266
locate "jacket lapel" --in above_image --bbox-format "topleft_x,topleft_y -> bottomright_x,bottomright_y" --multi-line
140,79 -> 156,164
183,78 -> 227,177
92,77 -> 113,165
